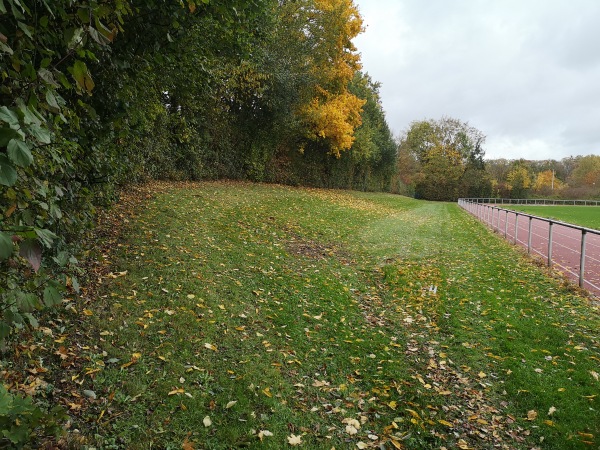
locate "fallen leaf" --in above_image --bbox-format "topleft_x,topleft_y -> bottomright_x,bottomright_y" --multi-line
182,436 -> 195,450
527,410 -> 538,421
548,406 -> 557,416
405,409 -> 421,420
345,424 -> 358,435
258,430 -> 273,441
204,343 -> 217,351
225,400 -> 237,409
287,434 -> 302,446
203,416 -> 212,427
591,371 -> 599,381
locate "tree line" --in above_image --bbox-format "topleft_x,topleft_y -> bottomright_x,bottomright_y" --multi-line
0,0 -> 397,351
393,118 -> 600,201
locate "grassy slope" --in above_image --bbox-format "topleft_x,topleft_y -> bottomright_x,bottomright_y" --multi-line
505,205 -> 600,230
69,182 -> 598,449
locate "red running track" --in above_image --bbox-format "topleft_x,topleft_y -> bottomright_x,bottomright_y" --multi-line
460,201 -> 600,297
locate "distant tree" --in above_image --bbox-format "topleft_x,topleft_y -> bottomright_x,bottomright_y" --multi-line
568,155 -> 600,187
397,117 -> 490,200
506,164 -> 532,198
533,170 -> 564,196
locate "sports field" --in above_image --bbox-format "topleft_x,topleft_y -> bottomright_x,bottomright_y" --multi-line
506,205 -> 600,230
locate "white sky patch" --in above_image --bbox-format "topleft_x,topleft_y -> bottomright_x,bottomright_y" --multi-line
353,0 -> 600,160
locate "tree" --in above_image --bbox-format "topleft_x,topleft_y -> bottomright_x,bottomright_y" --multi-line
397,117 -> 490,200
506,164 -> 532,198
568,155 -> 600,187
297,0 -> 366,157
533,170 -> 564,196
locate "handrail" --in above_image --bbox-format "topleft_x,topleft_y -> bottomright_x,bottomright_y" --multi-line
461,198 -> 600,206
458,198 -> 600,297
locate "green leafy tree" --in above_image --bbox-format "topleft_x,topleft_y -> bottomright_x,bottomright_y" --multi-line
398,117 -> 490,200
506,163 -> 532,198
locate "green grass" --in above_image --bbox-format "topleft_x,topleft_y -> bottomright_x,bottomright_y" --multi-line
505,205 -> 600,230
65,182 -> 599,449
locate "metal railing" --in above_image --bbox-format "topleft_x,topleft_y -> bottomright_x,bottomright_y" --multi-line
458,198 -> 600,297
462,198 -> 600,206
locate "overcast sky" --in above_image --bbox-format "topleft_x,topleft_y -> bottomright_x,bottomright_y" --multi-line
352,0 -> 600,161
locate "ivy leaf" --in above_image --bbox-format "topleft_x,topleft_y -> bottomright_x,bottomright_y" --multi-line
0,106 -> 19,126
27,124 -> 52,144
17,21 -> 33,39
0,155 -> 18,187
16,292 -> 40,313
43,285 -> 62,307
0,322 -> 10,340
70,60 -> 95,94
0,40 -> 13,55
19,239 -> 42,272
0,127 -> 20,147
23,313 -> 39,328
38,68 -> 60,88
45,90 -> 61,111
34,228 -> 57,248
0,232 -> 13,260
7,139 -> 33,167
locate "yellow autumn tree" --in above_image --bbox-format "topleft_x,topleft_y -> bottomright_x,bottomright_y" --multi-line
533,170 -> 564,195
299,0 -> 366,157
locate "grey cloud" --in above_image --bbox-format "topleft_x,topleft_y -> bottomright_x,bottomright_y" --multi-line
354,0 -> 600,159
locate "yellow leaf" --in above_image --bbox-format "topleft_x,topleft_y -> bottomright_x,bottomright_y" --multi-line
262,387 -> 272,397
287,434 -> 303,446
389,439 -> 403,449
478,371 -> 486,378
225,400 -> 237,409
388,400 -> 398,410
83,309 -> 93,316
527,410 -> 538,421
438,419 -> 453,427
168,388 -> 184,396
204,343 -> 217,351
203,416 -> 212,427
578,432 -> 594,439
457,439 -> 471,449
405,409 -> 421,420
543,420 -> 555,427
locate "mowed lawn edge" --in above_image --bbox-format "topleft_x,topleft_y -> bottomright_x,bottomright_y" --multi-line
56,181 -> 598,449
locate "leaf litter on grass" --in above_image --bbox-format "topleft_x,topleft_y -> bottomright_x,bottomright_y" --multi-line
26,181 -> 600,449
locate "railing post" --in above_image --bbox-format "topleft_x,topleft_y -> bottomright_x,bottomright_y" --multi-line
528,217 -> 533,254
514,214 -> 519,244
547,222 -> 553,267
579,230 -> 587,288
504,210 -> 508,237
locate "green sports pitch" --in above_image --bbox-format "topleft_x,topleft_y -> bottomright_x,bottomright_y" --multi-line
505,204 -> 600,230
